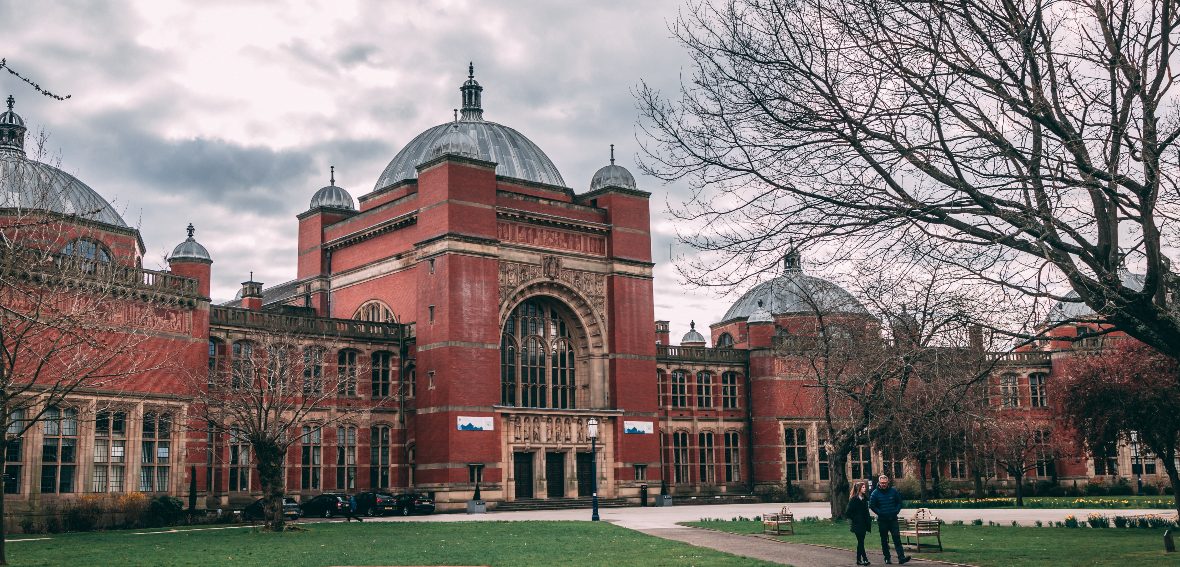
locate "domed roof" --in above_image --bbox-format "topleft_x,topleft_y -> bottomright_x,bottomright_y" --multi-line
0,97 -> 127,228
590,144 -> 637,191
681,320 -> 707,345
1046,270 -> 1145,323
721,250 -> 868,323
170,223 -> 212,262
373,64 -> 566,190
309,167 -> 355,210
426,122 -> 480,161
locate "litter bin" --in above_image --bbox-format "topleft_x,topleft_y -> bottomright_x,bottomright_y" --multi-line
640,484 -> 648,507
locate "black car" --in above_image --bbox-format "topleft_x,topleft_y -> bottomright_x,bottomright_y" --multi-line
355,491 -> 397,516
392,492 -> 435,516
242,497 -> 301,521
299,493 -> 351,518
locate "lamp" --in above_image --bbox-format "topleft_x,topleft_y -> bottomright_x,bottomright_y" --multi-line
587,417 -> 600,521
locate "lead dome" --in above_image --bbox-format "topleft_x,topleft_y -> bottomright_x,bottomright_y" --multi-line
170,223 -> 212,262
720,250 -> 868,323
373,64 -> 566,189
590,144 -> 637,191
309,166 -> 356,211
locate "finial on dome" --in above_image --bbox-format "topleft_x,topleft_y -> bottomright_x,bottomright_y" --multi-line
784,248 -> 802,272
460,61 -> 484,121
690,320 -> 696,330
330,165 -> 335,186
453,108 -> 458,122
610,144 -> 615,165
5,96 -> 12,111
468,61 -> 474,79
186,223 -> 195,239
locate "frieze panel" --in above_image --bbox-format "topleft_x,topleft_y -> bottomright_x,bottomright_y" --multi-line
497,221 -> 607,256
498,261 -> 607,323
508,414 -> 592,447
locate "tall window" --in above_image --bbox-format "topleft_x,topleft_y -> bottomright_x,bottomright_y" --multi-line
1000,373 -> 1019,408
301,426 -> 322,490
40,407 -> 77,493
405,365 -> 416,398
818,434 -> 830,481
500,298 -> 578,408
784,427 -> 809,481
881,448 -> 905,479
672,431 -> 691,484
266,344 -> 294,391
1033,429 -> 1054,477
671,371 -> 688,408
371,352 -> 392,398
232,341 -> 255,388
208,338 -> 225,387
696,372 -> 713,408
948,453 -> 967,479
4,409 -> 24,494
337,350 -> 358,396
657,371 -> 668,407
92,410 -> 126,492
1130,432 -> 1157,475
1029,373 -> 1047,408
720,372 -> 740,409
336,426 -> 357,490
140,412 -> 171,492
850,445 -> 873,479
229,429 -> 251,491
205,425 -> 218,493
370,425 -> 391,489
698,431 -> 716,484
303,346 -> 325,394
355,301 -> 395,323
723,431 -> 741,483
716,332 -> 734,348
1093,441 -> 1119,476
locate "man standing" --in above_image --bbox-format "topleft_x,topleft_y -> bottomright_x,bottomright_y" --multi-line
869,474 -> 909,564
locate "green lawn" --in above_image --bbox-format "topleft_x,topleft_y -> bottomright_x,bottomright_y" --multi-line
684,519 -> 1180,567
3,521 -> 781,567
914,495 -> 1177,509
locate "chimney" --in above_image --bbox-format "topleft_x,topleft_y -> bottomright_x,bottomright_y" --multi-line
655,320 -> 670,346
240,273 -> 263,311
968,325 -> 984,351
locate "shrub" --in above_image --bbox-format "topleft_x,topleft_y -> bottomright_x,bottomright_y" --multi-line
952,520 -> 964,526
1107,478 -> 1134,496
1035,520 -> 1043,527
63,495 -> 104,532
895,478 -> 921,500
1114,516 -> 1129,529
19,515 -> 41,535
1165,485 -> 1174,496
1086,513 -> 1110,528
145,496 -> 185,527
1084,482 -> 1108,496
1033,480 -> 1056,496
972,518 -> 983,526
44,515 -> 62,534
1064,515 -> 1080,528
1139,483 -> 1159,496
1046,485 -> 1068,497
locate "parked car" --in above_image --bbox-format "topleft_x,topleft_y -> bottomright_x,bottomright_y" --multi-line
299,493 -> 351,518
392,492 -> 435,516
355,491 -> 397,516
242,497 -> 301,521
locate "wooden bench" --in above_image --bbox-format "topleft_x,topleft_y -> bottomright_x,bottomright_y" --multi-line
899,508 -> 942,552
762,506 -> 795,535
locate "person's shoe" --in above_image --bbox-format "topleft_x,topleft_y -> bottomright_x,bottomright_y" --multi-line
884,559 -> 892,565
898,557 -> 910,565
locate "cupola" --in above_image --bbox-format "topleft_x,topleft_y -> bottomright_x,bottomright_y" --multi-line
309,166 -> 356,211
170,223 -> 212,263
589,144 -> 638,191
680,320 -> 707,347
0,96 -> 26,155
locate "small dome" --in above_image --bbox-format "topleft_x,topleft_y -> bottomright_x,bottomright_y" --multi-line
170,223 -> 212,263
425,122 -> 480,162
589,145 -> 637,191
747,300 -> 774,324
1,95 -> 28,156
309,166 -> 356,211
681,320 -> 707,345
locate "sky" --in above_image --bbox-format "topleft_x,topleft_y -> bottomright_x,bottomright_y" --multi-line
0,0 -> 785,342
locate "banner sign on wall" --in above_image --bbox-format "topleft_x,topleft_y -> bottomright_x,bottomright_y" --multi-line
623,421 -> 653,434
457,416 -> 494,431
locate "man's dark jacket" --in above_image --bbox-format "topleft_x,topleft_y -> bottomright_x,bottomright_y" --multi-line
869,486 -> 903,518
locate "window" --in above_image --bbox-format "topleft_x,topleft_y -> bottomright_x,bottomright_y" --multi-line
301,426 -> 322,490
92,410 -> 126,492
818,434 -> 830,481
208,338 -> 225,387
698,431 -> 716,484
1029,373 -> 1047,408
1033,429 -> 1055,478
61,238 -> 111,273
205,424 -> 218,493
370,425 -> 391,489
371,352 -> 392,398
723,431 -> 741,483
336,426 -> 357,490
404,365 -> 416,398
354,301 -> 395,323
337,350 -> 358,396
696,372 -> 713,408
500,298 -> 578,409
716,333 -> 734,348
266,344 -> 294,391
1000,373 -> 1019,408
40,407 -> 77,493
303,346 -> 325,394
850,445 -> 873,480
784,427 -> 808,481
671,371 -> 688,408
232,341 -> 255,388
1130,432 -> 1157,475
468,463 -> 484,484
140,412 -> 171,492
672,431 -> 691,484
657,371 -> 668,407
881,448 -> 904,479
1093,442 -> 1119,476
634,464 -> 647,481
720,372 -> 740,409
4,409 -> 24,494
948,453 -> 967,480
229,429 -> 250,492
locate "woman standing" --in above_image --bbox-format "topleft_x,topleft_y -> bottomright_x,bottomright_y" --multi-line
846,481 -> 872,565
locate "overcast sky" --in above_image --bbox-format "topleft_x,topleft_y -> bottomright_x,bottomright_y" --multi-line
1,0 -> 780,343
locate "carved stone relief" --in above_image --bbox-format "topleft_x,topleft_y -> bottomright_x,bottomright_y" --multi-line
508,414 -> 598,447
498,260 -> 607,325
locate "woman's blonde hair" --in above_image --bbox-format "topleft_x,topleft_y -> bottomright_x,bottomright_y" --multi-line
849,480 -> 867,499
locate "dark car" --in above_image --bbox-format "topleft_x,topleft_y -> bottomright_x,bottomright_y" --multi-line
355,491 -> 397,516
242,497 -> 301,521
299,493 -> 351,518
392,492 -> 435,516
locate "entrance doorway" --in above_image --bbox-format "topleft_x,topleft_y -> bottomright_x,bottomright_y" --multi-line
545,452 -> 565,498
576,451 -> 594,497
514,452 -> 534,499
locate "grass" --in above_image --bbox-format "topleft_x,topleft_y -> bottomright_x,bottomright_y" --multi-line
1,520 -> 782,566
684,519 -> 1180,567
913,495 -> 1177,509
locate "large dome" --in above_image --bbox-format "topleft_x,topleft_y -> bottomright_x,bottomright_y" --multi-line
720,251 -> 868,323
372,64 -> 566,190
1046,270 -> 1145,323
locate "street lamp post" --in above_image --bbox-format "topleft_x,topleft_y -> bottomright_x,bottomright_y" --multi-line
588,417 -> 600,521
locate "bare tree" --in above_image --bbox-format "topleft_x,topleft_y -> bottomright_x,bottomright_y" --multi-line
979,419 -> 1060,506
193,323 -> 403,531
639,0 -> 1180,358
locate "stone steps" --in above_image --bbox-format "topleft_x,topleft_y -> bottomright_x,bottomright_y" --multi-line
493,497 -> 630,512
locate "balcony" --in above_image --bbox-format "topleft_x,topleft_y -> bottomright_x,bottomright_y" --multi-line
210,305 -> 411,341
992,351 -> 1052,366
657,344 -> 749,364
2,247 -> 200,299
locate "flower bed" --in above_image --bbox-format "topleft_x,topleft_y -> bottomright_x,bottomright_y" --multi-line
915,496 -> 1176,509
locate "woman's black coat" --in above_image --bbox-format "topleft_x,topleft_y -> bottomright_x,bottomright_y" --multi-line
846,495 -> 872,534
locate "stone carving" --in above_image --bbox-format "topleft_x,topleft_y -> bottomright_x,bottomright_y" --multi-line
499,261 -> 608,325
542,255 -> 561,279
497,221 -> 607,256
508,414 -> 600,447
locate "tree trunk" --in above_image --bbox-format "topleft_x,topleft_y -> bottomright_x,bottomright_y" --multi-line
829,451 -> 851,520
1013,470 -> 1025,507
0,432 -> 8,566
1160,450 -> 1180,519
931,460 -> 942,499
917,457 -> 928,502
971,464 -> 985,499
254,441 -> 287,532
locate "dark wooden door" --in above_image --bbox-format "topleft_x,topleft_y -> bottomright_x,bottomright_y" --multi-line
545,452 -> 565,498
576,451 -> 594,497
514,452 -> 534,499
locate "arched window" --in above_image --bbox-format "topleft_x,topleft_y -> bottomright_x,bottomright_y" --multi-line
671,371 -> 688,408
716,333 -> 734,348
61,238 -> 111,266
354,301 -> 396,323
500,298 -> 578,408
696,371 -> 713,408
231,341 -> 255,389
